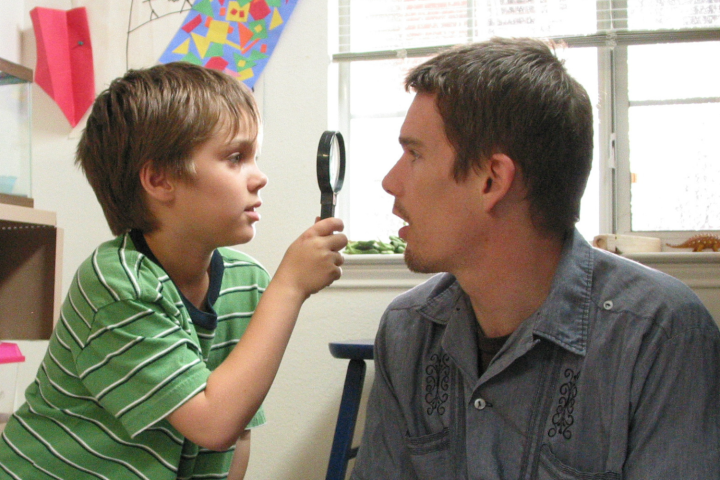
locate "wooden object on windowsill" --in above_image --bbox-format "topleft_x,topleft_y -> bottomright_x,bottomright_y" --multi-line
592,234 -> 662,255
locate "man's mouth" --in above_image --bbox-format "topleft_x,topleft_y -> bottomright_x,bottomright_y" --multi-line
392,204 -> 411,240
392,203 -> 410,224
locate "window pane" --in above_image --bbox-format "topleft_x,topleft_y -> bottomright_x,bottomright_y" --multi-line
345,117 -> 405,241
344,0 -> 471,52
343,58 -> 419,241
342,0 -> 597,54
483,0 -> 596,38
627,41 -> 720,231
628,0 -> 720,30
558,47 -> 601,240
629,103 -> 720,231
628,42 -> 720,101
349,60 -> 418,117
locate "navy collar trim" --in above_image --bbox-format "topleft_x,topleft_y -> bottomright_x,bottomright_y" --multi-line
129,230 -> 224,330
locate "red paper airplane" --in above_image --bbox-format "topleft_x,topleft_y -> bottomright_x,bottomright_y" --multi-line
30,7 -> 95,127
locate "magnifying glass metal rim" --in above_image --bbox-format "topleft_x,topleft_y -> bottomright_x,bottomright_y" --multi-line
317,130 -> 346,219
317,131 -> 346,194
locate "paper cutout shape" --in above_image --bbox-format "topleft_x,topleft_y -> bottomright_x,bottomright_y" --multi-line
30,7 -> 95,127
159,0 -> 298,88
0,343 -> 25,364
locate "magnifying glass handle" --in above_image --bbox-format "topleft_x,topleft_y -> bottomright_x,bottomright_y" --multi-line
320,192 -> 337,219
321,203 -> 335,220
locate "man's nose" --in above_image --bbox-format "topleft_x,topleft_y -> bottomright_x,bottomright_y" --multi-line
381,160 -> 402,197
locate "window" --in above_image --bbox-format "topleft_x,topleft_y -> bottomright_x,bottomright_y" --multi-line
332,0 -> 720,244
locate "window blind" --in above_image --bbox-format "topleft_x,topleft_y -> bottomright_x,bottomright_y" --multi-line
335,0 -> 720,60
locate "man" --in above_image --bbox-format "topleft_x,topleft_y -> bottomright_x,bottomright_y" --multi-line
351,38 -> 720,479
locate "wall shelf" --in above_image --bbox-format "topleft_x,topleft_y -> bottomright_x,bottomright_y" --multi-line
0,204 -> 63,340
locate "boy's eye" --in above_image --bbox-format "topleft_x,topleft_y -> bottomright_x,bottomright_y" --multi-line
228,153 -> 246,164
225,142 -> 257,164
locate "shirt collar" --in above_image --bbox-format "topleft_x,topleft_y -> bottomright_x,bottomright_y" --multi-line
530,228 -> 594,356
416,228 -> 594,357
128,230 -> 225,330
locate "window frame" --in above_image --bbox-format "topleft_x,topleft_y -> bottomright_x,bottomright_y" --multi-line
334,0 -> 720,245
611,34 -> 720,242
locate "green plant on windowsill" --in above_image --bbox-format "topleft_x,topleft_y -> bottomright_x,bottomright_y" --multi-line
344,235 -> 406,254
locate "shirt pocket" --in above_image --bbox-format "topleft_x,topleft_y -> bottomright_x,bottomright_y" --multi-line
537,444 -> 621,480
404,427 -> 452,480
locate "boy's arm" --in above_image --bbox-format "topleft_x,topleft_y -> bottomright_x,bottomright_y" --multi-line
167,217 -> 347,450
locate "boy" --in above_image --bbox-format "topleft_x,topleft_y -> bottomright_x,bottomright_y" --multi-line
0,62 -> 347,479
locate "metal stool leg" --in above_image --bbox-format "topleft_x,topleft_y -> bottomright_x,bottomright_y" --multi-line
326,358 -> 367,480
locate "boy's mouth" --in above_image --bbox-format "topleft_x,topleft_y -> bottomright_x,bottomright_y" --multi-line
244,202 -> 262,222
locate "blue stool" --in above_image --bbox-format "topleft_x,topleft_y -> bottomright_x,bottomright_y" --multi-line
326,339 -> 374,480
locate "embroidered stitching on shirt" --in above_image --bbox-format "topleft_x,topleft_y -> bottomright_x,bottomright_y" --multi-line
548,368 -> 580,440
425,353 -> 451,415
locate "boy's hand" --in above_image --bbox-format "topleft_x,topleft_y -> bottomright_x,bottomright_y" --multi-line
273,217 -> 348,299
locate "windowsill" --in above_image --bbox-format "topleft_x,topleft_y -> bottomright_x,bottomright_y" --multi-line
335,251 -> 720,289
332,254 -> 432,289
624,251 -> 720,264
624,251 -> 720,289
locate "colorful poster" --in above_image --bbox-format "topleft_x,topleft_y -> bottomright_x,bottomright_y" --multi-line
158,0 -> 299,88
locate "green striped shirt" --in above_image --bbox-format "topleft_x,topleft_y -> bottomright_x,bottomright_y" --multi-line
0,233 -> 268,479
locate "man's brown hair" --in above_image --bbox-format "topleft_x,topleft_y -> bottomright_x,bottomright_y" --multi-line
76,62 -> 260,235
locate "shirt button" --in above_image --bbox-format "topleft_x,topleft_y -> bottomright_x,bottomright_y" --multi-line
603,300 -> 613,310
473,397 -> 487,410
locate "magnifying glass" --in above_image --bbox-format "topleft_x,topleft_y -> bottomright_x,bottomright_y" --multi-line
316,130 -> 346,219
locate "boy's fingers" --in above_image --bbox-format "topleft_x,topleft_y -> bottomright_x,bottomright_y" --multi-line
313,217 -> 345,235
327,233 -> 348,252
335,252 -> 345,266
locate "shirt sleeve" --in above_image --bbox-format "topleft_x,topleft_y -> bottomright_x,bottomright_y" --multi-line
351,317 -> 419,480
624,302 -> 720,479
75,298 -> 211,438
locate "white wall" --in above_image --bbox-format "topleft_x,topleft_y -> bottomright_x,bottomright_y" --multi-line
3,1 -> 398,478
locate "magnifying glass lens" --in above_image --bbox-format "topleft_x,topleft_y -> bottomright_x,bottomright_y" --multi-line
317,130 -> 346,219
329,137 -> 341,187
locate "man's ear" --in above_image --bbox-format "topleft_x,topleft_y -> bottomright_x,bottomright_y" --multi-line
139,162 -> 175,203
479,153 -> 517,212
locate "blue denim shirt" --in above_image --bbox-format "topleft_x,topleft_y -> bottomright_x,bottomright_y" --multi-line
352,230 -> 720,480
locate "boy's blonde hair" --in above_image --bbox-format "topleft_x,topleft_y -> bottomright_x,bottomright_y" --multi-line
76,62 -> 261,235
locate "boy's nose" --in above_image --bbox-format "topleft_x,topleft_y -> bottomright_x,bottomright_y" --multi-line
251,168 -> 268,191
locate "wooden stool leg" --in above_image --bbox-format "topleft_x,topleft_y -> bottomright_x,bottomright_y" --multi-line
326,358 -> 367,480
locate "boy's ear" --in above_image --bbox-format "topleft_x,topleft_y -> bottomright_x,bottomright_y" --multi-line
139,162 -> 175,202
478,153 -> 518,212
